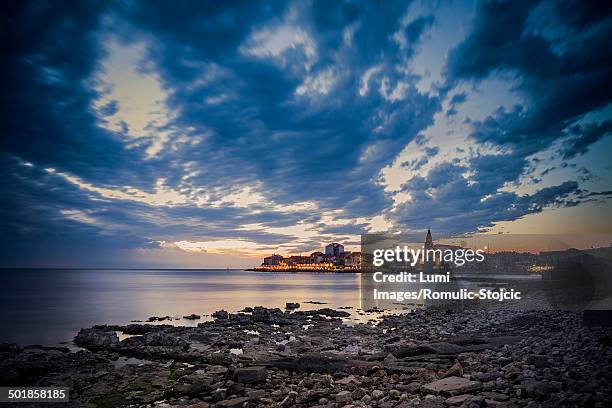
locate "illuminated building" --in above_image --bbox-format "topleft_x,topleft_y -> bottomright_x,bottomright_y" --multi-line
255,243 -> 360,271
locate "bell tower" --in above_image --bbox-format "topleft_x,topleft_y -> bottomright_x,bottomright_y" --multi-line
425,227 -> 433,249
424,228 -> 434,274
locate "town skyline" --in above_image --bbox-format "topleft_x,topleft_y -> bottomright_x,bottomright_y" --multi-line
255,228 -> 612,271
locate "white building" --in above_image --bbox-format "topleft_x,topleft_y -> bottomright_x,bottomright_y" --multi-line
325,242 -> 344,256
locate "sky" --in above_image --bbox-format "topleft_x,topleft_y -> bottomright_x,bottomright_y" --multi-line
1,0 -> 611,268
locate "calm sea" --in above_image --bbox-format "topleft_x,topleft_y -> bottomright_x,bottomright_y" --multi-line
0,269 -> 541,346
0,269 -> 364,346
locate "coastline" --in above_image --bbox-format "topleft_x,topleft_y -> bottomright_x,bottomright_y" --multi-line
1,305 -> 610,406
246,268 -> 362,273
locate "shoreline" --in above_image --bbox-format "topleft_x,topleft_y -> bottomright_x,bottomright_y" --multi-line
1,306 -> 610,406
246,268 -> 363,273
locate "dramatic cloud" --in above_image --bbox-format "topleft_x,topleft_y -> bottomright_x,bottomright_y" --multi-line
1,1 -> 611,266
447,0 -> 612,156
562,121 -> 612,159
391,0 -> 612,236
394,159 -> 580,234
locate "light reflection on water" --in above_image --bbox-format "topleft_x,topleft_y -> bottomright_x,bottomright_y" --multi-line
0,269 -> 371,345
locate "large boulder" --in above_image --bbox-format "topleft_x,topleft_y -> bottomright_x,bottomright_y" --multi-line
74,328 -> 119,348
233,366 -> 266,384
212,310 -> 229,319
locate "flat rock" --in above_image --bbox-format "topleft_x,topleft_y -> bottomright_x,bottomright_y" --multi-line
335,375 -> 359,385
260,352 -> 373,373
421,376 -> 482,396
216,397 -> 249,408
336,390 -> 351,402
233,366 -> 266,384
391,336 -> 521,358
445,394 -> 473,405
246,389 -> 266,400
481,391 -> 509,401
207,365 -> 228,375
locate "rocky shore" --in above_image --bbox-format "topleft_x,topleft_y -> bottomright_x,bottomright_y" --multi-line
1,307 -> 611,407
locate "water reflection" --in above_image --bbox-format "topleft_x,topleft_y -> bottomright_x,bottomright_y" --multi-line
0,269 -> 373,345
